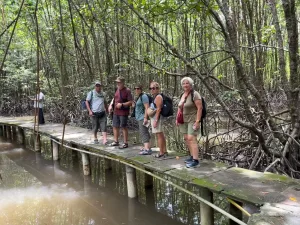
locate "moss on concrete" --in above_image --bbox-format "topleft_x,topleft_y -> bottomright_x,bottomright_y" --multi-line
192,177 -> 223,192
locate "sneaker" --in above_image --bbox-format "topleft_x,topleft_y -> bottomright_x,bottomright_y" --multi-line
184,156 -> 193,163
186,160 -> 199,168
139,149 -> 152,155
94,139 -> 99,144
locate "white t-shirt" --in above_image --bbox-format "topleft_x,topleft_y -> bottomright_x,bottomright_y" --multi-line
33,92 -> 45,108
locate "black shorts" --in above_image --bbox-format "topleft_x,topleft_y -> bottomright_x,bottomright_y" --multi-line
112,115 -> 128,128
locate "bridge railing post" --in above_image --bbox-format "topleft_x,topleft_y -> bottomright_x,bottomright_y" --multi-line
200,187 -> 214,225
34,134 -> 41,152
52,141 -> 59,161
17,127 -> 24,144
81,153 -> 90,176
126,165 -> 137,198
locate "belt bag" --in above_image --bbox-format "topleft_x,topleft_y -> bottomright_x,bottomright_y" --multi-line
93,111 -> 106,118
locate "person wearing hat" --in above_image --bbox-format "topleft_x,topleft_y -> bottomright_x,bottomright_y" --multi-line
108,76 -> 133,149
86,81 -> 108,144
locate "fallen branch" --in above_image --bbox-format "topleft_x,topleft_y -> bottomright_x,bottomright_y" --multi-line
264,158 -> 280,172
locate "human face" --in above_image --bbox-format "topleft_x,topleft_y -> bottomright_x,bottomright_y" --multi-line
149,84 -> 159,95
116,81 -> 125,90
182,79 -> 192,92
95,84 -> 101,92
134,87 -> 142,96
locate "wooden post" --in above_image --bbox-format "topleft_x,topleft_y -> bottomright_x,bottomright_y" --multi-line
81,153 -> 90,176
200,188 -> 214,225
126,165 -> 137,198
3,126 -> 7,139
229,200 -> 243,225
34,134 -> 41,152
52,141 -> 59,160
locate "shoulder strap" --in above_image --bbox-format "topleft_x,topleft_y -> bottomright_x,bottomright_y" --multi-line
90,90 -> 93,102
119,88 -> 129,102
191,89 -> 195,103
135,93 -> 143,102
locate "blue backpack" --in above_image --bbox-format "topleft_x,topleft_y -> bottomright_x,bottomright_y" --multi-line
81,91 -> 93,111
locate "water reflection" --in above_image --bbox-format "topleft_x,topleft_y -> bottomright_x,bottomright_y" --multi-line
0,138 -> 183,225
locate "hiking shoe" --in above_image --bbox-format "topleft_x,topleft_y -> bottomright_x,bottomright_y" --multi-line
186,160 -> 199,168
184,156 -> 193,163
94,139 -> 99,144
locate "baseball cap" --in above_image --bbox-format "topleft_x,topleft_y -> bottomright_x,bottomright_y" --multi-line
115,76 -> 125,82
95,81 -> 102,86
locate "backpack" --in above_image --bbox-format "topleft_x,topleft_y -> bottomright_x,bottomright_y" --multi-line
81,91 -> 93,111
131,93 -> 153,118
179,90 -> 207,135
160,93 -> 173,117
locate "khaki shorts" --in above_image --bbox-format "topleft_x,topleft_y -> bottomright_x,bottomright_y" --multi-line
150,117 -> 164,134
179,122 -> 199,136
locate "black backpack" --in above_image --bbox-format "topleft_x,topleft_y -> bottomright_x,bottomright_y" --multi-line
131,93 -> 153,118
180,90 -> 207,135
160,93 -> 173,117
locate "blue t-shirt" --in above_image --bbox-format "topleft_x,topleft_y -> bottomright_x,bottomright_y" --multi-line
135,94 -> 149,121
86,90 -> 107,113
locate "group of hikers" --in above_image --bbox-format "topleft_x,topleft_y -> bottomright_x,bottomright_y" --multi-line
85,76 -> 204,168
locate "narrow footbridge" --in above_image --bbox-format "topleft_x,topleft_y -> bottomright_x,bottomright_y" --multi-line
0,116 -> 300,225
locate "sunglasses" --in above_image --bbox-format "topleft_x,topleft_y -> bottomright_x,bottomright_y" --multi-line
95,84 -> 101,87
149,87 -> 159,90
134,87 -> 141,90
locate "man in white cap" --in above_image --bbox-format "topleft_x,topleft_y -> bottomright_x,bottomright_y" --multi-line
86,81 -> 108,144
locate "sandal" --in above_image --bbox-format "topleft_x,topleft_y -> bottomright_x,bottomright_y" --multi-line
109,141 -> 119,147
119,143 -> 129,149
154,152 -> 168,158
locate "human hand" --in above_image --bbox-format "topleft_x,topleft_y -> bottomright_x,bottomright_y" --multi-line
143,118 -> 148,125
89,111 -> 93,116
194,121 -> 200,130
116,103 -> 122,109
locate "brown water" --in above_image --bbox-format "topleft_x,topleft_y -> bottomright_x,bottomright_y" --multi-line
0,139 -> 185,225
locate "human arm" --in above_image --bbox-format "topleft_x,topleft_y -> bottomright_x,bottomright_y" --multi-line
142,95 -> 150,124
86,92 -> 93,116
116,89 -> 133,109
153,95 -> 163,128
194,98 -> 203,130
108,97 -> 114,112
